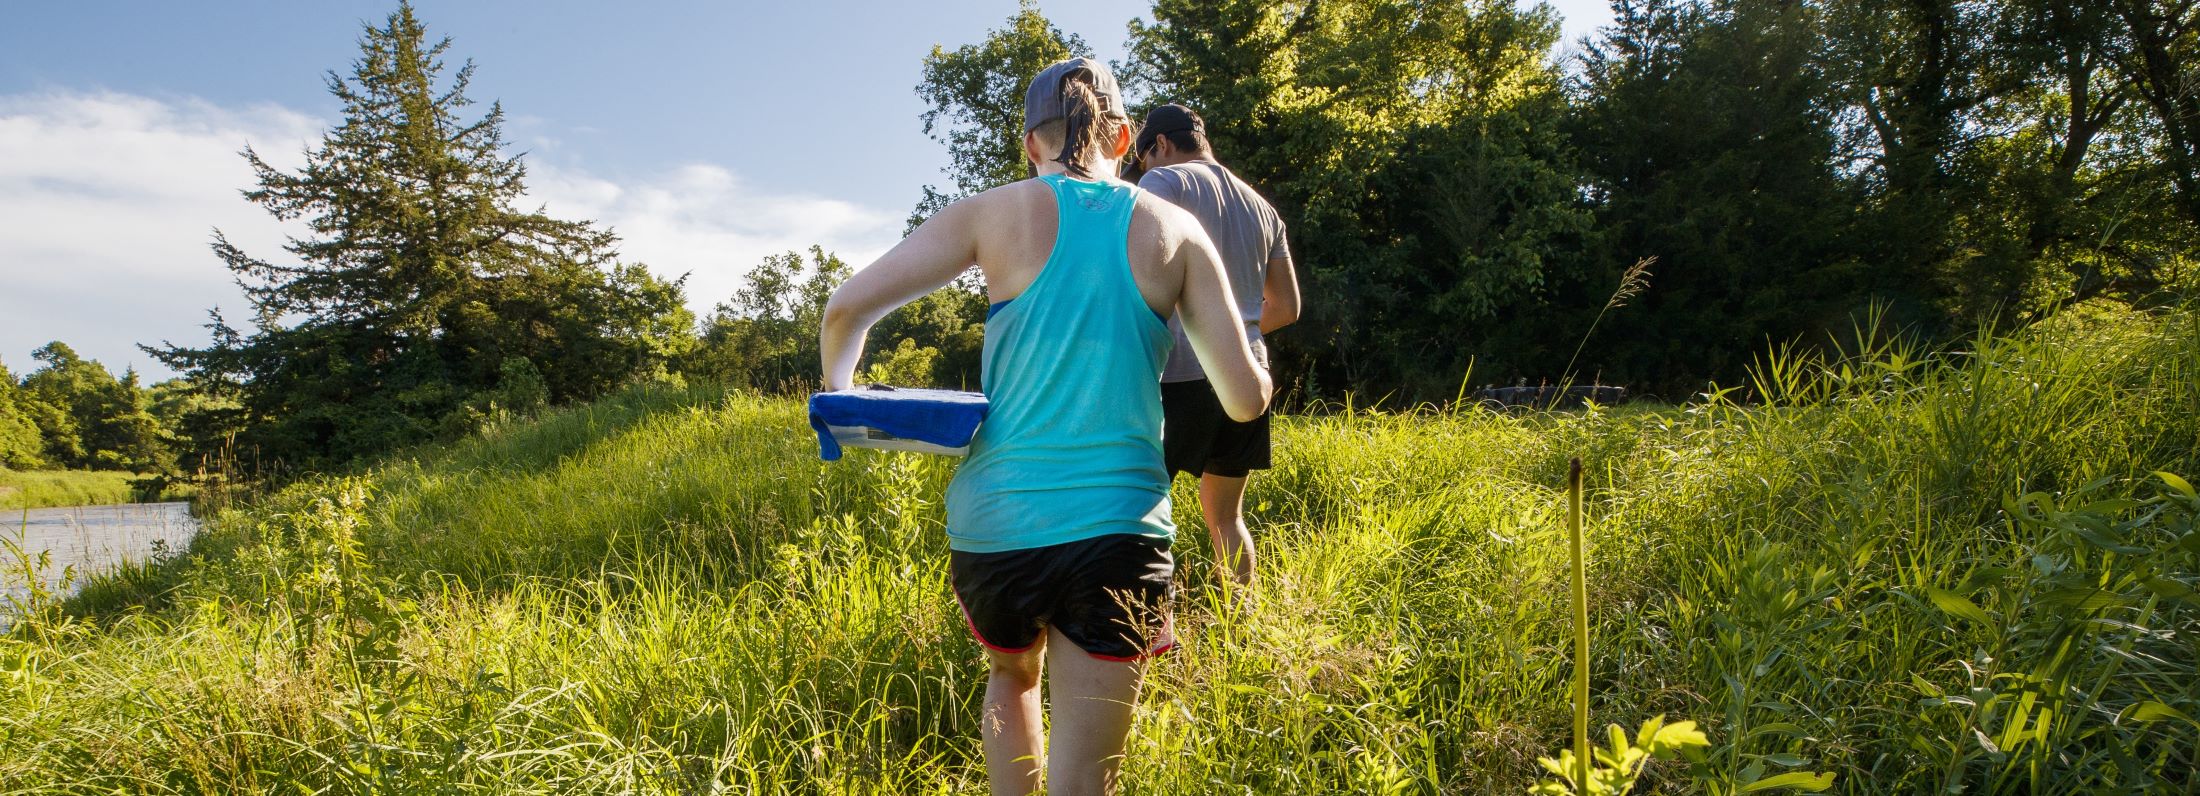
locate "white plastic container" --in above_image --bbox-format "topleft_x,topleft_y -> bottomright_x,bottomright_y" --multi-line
823,423 -> 973,456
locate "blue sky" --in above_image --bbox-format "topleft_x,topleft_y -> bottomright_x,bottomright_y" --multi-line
0,1 -> 1613,379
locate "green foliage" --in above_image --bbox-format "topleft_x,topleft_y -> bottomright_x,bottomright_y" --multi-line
865,338 -> 942,387
686,246 -> 850,391
1532,716 -> 1718,796
1104,0 -> 2200,401
910,0 -> 1090,228
1570,0 -> 1866,392
1904,475 -> 2200,789
685,246 -> 985,391
8,343 -> 170,472
1126,0 -> 1594,396
868,285 -> 986,389
0,358 -> 45,470
146,2 -> 691,472
6,305 -> 2198,791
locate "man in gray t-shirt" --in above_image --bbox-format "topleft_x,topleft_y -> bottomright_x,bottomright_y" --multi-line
1131,103 -> 1301,586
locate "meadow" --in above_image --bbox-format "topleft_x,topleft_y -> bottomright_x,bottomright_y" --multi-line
2,304 -> 2195,794
0,469 -> 166,511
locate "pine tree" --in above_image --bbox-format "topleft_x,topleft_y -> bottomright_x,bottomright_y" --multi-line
148,2 -> 691,470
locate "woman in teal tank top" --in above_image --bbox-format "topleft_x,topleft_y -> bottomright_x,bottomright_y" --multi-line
820,58 -> 1270,796
941,173 -> 1176,554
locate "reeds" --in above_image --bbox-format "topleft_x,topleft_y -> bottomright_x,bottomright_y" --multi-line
1,302 -> 2195,792
1562,257 -> 1657,381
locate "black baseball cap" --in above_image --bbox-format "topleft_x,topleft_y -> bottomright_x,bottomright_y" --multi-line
1135,103 -> 1205,154
1024,57 -> 1124,132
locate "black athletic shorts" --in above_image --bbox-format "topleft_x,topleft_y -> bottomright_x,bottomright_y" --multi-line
950,534 -> 1176,661
1162,378 -> 1272,478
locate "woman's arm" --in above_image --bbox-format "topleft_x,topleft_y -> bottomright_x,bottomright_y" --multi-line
820,201 -> 978,391
1170,213 -> 1271,421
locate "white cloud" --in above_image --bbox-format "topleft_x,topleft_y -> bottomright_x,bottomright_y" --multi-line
0,90 -> 900,380
0,91 -> 320,378
523,161 -> 901,315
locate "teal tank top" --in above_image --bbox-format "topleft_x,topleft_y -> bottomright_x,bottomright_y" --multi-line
943,175 -> 1176,553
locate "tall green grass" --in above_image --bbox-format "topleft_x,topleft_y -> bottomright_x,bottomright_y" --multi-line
0,469 -> 173,510
1,304 -> 2195,793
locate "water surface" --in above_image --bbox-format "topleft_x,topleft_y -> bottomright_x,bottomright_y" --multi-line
2,502 -> 198,605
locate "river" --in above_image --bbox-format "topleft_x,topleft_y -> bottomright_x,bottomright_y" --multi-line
2,502 -> 199,606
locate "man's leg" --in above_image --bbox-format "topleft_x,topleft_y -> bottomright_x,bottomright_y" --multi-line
982,638 -> 1047,795
1043,625 -> 1147,796
1199,472 -> 1255,585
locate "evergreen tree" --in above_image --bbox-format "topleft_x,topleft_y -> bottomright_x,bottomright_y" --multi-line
1572,0 -> 1869,392
148,3 -> 692,470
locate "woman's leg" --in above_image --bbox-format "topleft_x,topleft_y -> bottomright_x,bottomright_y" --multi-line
982,637 -> 1048,796
1043,626 -> 1147,796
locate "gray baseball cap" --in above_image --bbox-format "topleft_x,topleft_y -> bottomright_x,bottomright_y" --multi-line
1023,57 -> 1123,132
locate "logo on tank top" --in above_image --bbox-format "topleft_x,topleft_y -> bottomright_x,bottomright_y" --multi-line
1078,193 -> 1114,212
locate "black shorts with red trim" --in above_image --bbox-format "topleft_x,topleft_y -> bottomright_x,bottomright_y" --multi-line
949,533 -> 1176,661
1162,378 -> 1272,479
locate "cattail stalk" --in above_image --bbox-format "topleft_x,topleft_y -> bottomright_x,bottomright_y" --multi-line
1568,457 -> 1589,788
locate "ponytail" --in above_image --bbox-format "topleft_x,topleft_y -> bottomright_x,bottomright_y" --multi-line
1049,72 -> 1128,178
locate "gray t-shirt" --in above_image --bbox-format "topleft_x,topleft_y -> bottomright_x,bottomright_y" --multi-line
1139,159 -> 1291,383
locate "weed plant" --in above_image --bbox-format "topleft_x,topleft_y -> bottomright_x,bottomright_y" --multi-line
1,304 -> 2195,793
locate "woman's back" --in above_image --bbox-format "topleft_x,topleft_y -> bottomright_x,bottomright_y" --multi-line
964,178 -> 1189,319
944,174 -> 1176,553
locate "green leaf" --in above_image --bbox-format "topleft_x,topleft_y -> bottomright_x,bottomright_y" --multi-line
1926,587 -> 1992,626
2039,588 -> 2127,611
2125,701 -> 2198,728
1743,722 -> 1807,741
2067,522 -> 2151,555
2156,471 -> 2196,498
2142,577 -> 2194,599
1740,771 -> 1836,792
1648,719 -> 1708,753
1762,753 -> 1809,767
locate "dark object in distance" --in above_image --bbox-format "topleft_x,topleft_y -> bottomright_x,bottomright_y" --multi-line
1472,385 -> 1627,410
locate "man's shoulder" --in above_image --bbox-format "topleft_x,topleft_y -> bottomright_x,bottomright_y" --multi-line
1145,162 -> 1221,186
1136,165 -> 1193,192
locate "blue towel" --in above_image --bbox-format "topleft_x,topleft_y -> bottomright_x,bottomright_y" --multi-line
808,385 -> 990,461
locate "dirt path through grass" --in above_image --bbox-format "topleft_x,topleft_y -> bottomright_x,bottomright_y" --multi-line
3,502 -> 197,603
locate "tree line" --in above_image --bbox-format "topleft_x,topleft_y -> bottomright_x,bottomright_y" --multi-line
921,0 -> 2200,400
129,0 -> 2198,476
0,343 -> 187,475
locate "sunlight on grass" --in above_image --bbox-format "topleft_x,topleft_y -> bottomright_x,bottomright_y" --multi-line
2,305 -> 2196,792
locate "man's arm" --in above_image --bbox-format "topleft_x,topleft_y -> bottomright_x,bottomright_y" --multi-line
1171,210 -> 1271,421
1259,255 -> 1300,334
820,200 -> 977,391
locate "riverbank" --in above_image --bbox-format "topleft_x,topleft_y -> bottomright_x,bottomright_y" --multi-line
0,468 -> 203,511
